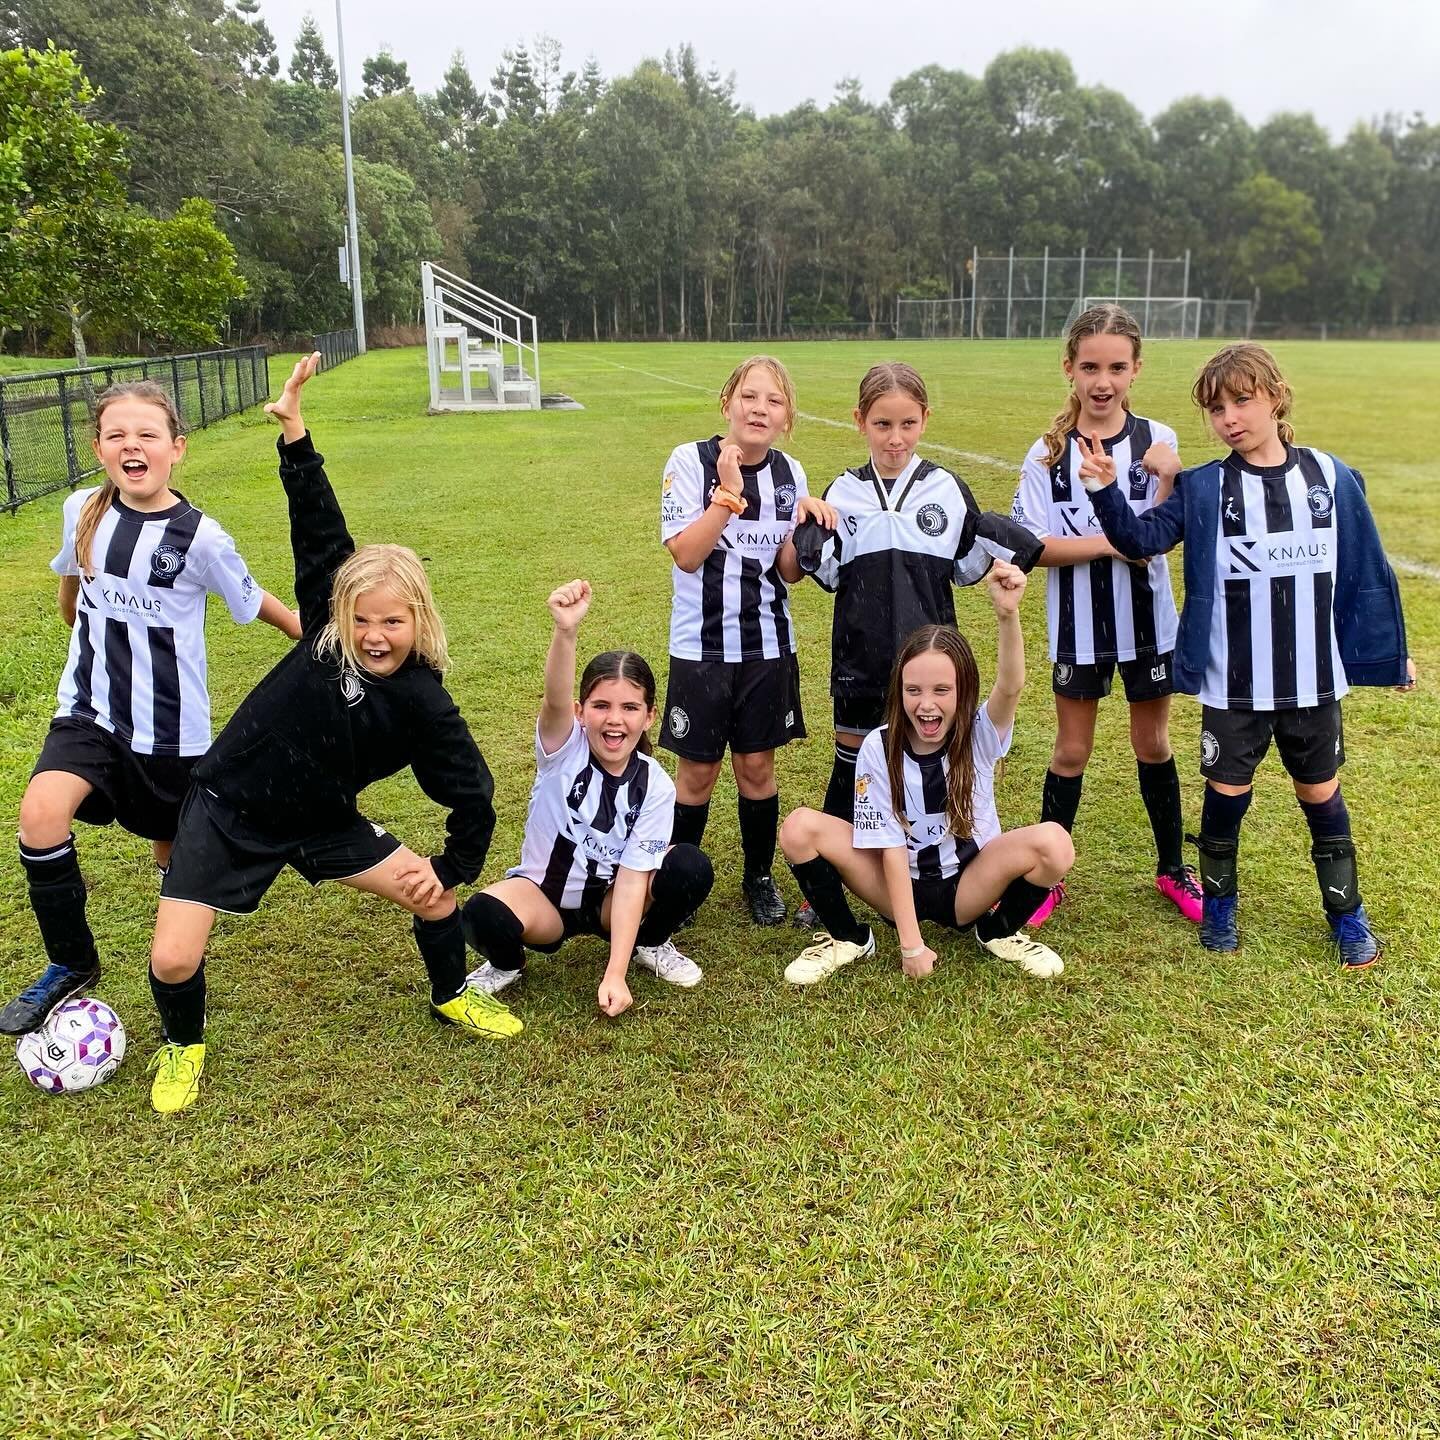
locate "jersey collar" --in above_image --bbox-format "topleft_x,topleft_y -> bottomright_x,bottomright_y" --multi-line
110,490 -> 192,523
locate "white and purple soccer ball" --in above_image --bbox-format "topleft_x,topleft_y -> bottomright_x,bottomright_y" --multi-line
15,997 -> 127,1095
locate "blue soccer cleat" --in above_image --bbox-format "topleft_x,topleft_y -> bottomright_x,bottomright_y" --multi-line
1200,893 -> 1239,952
1330,904 -> 1381,969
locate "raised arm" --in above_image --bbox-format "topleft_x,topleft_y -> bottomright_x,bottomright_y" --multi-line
982,561 -> 1027,737
541,580 -> 590,754
265,353 -> 355,636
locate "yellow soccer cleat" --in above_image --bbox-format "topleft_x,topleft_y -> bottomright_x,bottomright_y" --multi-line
148,1042 -> 206,1114
432,988 -> 523,1039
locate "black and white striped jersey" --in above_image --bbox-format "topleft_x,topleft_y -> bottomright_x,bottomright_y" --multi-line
1012,414 -> 1180,664
801,456 -> 1040,698
1203,446 -> 1347,711
508,719 -> 676,910
50,489 -> 262,755
851,708 -> 1010,879
661,437 -> 808,662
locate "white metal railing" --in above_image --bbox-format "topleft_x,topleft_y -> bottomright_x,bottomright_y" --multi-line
421,261 -> 541,408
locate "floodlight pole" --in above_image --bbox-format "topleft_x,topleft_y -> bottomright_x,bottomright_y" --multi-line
335,0 -> 366,353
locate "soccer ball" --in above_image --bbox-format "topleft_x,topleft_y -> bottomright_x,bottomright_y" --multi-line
15,997 -> 127,1095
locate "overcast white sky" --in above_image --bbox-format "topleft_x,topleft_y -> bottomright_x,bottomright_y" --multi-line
257,0 -> 1436,137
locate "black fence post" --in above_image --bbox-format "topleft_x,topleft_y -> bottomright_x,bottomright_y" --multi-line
171,354 -> 181,411
217,350 -> 229,417
196,354 -> 207,427
0,381 -> 18,512
56,373 -> 80,489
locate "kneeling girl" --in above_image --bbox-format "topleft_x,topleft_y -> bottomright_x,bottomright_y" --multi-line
779,562 -> 1073,985
462,580 -> 713,1017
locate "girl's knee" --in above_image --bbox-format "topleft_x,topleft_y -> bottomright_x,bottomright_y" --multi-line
1037,821 -> 1075,872
1049,740 -> 1091,775
150,938 -> 202,985
778,807 -> 818,860
415,891 -> 457,923
732,750 -> 775,792
18,784 -> 76,846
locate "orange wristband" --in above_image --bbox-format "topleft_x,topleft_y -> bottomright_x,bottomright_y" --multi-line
711,490 -> 746,516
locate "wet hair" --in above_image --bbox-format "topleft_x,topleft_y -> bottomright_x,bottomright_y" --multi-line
881,625 -> 981,841
1192,342 -> 1296,445
719,355 -> 797,437
317,543 -> 449,675
1041,304 -> 1144,466
75,381 -> 185,578
579,650 -> 658,755
856,362 -> 929,422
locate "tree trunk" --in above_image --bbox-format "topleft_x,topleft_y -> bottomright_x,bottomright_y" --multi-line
679,261 -> 687,339
592,297 -> 599,343
68,301 -> 91,371
703,271 -> 714,342
656,270 -> 665,339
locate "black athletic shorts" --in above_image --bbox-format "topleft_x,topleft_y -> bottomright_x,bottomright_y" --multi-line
910,841 -> 981,931
834,692 -> 886,734
162,785 -> 402,915
1199,702 -> 1345,786
32,717 -> 196,842
660,653 -> 805,762
1052,653 -> 1174,702
527,893 -> 611,954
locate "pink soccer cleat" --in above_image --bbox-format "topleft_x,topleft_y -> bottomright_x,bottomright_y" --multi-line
1156,866 -> 1204,923
1024,883 -> 1066,930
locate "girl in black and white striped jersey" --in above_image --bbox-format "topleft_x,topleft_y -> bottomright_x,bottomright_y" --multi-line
777,562 -> 1074,987
1,381 -> 299,1039
1011,305 -> 1202,931
659,356 -> 837,927
462,581 -> 714,1018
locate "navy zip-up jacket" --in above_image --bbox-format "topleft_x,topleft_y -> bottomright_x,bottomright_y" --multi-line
1090,449 -> 1408,698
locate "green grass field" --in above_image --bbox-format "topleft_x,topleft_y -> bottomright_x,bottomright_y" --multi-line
3,340 -> 1438,1438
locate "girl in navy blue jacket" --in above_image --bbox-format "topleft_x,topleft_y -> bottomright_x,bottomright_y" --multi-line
1085,343 -> 1414,967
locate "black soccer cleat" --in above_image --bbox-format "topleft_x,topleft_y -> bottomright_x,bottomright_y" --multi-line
742,874 -> 787,926
0,961 -> 102,1036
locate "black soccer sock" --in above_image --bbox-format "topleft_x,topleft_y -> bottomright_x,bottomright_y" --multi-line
788,856 -> 868,945
1299,789 -> 1361,916
1137,757 -> 1185,875
737,792 -> 779,882
1197,786 -> 1252,898
413,909 -> 467,1003
975,877 -> 1051,942
20,836 -> 99,973
672,799 -> 711,850
149,964 -> 206,1047
1040,769 -> 1084,832
636,844 -> 715,946
823,742 -> 860,824
460,892 -> 527,973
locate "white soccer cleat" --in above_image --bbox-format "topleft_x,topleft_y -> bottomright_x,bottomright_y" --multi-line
979,931 -> 1064,979
632,940 -> 703,988
465,960 -> 523,996
783,929 -> 876,986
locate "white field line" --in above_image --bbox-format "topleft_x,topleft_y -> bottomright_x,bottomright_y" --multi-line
582,354 -> 1013,472
582,355 -> 1440,582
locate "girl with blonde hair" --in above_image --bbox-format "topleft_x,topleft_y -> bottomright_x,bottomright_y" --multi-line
143,354 -> 517,1115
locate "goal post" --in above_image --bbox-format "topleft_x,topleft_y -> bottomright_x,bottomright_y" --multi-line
1065,295 -> 1203,340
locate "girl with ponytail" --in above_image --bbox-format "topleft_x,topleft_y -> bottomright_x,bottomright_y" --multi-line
1011,304 -> 1201,933
1,381 -> 298,1043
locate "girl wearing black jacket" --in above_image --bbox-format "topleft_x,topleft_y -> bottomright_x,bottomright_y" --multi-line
145,354 -> 519,1114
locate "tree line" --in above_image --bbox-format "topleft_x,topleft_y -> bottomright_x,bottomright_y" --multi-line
4,0 -> 1439,353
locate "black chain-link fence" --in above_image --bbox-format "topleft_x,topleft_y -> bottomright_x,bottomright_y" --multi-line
1,347 -> 270,513
314,329 -> 359,371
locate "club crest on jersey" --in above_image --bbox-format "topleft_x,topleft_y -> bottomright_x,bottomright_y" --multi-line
1201,730 -> 1220,768
774,482 -> 796,516
340,670 -> 365,706
916,503 -> 947,537
149,543 -> 187,582
1307,483 -> 1333,519
1128,462 -> 1150,501
669,707 -> 690,739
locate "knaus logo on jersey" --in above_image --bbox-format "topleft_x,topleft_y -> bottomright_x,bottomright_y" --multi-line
1056,505 -> 1102,538
1226,533 -> 1331,578
723,523 -> 793,559
99,584 -> 163,618
581,831 -> 626,865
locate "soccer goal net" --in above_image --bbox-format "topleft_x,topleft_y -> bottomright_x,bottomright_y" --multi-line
1066,296 -> 1202,339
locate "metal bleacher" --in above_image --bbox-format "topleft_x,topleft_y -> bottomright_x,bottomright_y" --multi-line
422,261 -> 541,412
